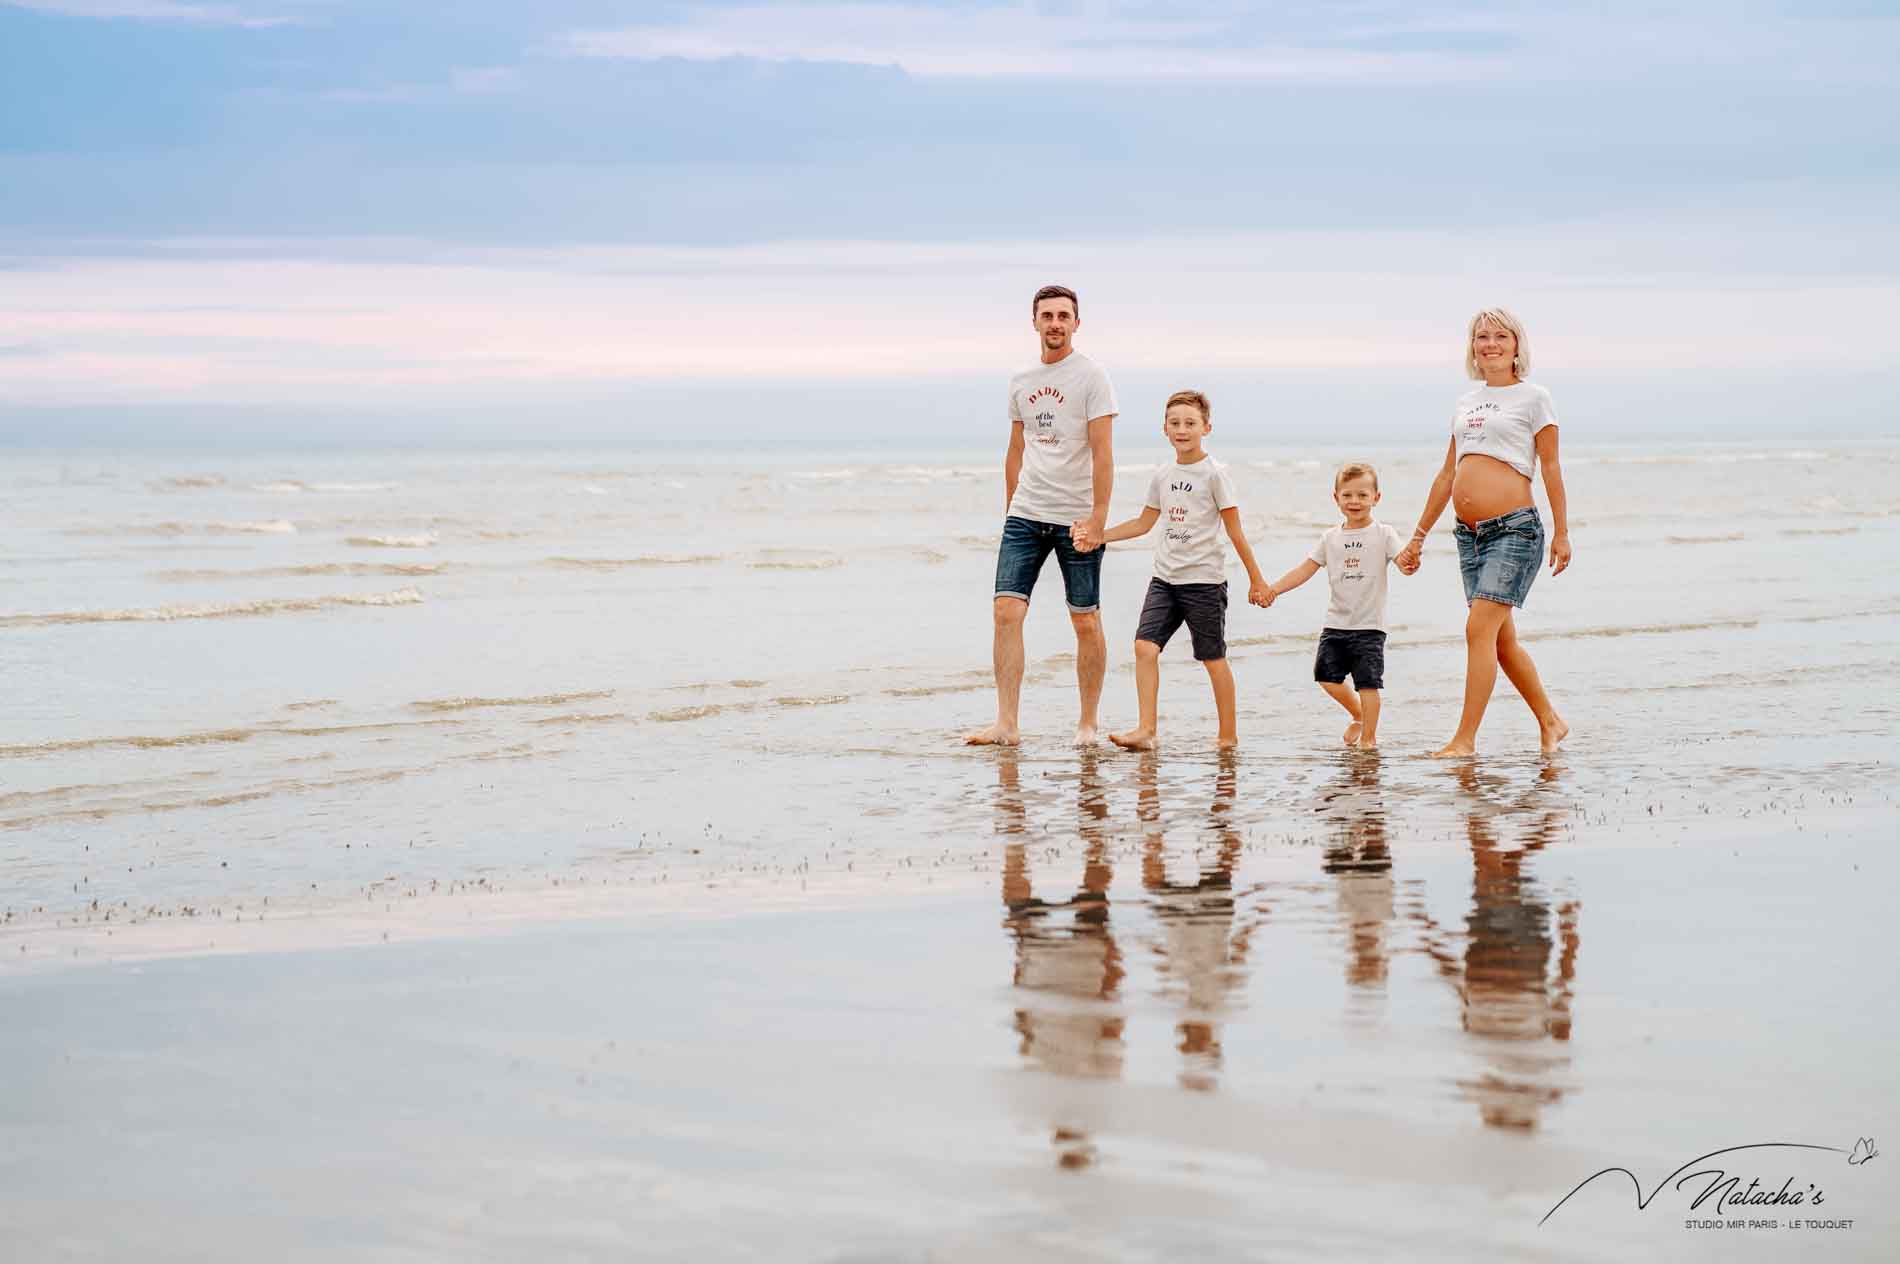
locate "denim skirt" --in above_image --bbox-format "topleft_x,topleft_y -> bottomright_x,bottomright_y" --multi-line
1454,507 -> 1543,608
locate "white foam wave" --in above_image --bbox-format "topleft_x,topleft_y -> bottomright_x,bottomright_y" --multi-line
0,587 -> 424,628
207,519 -> 297,535
345,533 -> 437,548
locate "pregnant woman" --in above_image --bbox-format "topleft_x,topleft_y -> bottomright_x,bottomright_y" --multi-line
1396,308 -> 1570,758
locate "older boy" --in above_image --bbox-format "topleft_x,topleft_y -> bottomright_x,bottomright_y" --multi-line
1098,390 -> 1270,751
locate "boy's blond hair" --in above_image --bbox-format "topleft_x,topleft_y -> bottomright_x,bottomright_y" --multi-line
1164,389 -> 1211,422
1335,461 -> 1379,492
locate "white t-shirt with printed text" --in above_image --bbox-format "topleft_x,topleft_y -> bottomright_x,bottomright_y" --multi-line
1005,352 -> 1119,525
1145,456 -> 1239,585
1308,521 -> 1406,631
1451,381 -> 1558,480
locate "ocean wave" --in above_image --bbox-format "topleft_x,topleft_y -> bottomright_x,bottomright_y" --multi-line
1580,450 -> 1833,467
345,533 -> 437,548
0,727 -> 258,758
154,562 -> 447,580
772,694 -> 849,708
0,587 -> 423,629
411,690 -> 614,713
750,549 -> 846,570
545,554 -> 724,569
647,701 -> 765,723
68,518 -> 298,537
253,480 -> 400,494
151,475 -> 225,490
1664,532 -> 1745,544
1782,526 -> 1858,537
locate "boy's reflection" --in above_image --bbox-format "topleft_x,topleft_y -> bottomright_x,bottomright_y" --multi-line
1136,751 -> 1258,1092
1316,753 -> 1395,992
996,749 -> 1123,1167
1417,761 -> 1581,1131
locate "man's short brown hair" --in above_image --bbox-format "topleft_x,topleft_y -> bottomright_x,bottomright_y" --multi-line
1032,284 -> 1079,318
1335,461 -> 1379,491
1164,389 -> 1211,422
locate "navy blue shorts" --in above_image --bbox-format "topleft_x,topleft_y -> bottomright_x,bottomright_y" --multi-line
1314,628 -> 1386,690
1135,578 -> 1228,661
993,516 -> 1102,613
1456,507 -> 1543,608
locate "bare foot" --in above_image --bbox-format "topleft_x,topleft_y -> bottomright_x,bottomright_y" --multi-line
1216,734 -> 1239,751
1342,721 -> 1362,746
1073,724 -> 1102,747
1108,727 -> 1156,751
1540,715 -> 1570,753
964,723 -> 1020,746
1356,738 -> 1378,751
1430,739 -> 1476,758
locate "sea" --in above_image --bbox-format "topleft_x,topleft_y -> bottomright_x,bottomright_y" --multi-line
3,438 -> 1896,1260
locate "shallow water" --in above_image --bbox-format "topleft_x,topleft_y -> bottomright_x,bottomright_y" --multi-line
3,440 -> 1897,1258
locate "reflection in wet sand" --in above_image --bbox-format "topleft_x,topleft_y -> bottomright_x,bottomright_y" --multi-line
1417,761 -> 1582,1130
1316,753 -> 1395,993
997,750 -> 1124,1168
1137,751 -> 1260,1092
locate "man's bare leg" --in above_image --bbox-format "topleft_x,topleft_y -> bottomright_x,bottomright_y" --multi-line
1109,639 -> 1161,750
1204,658 -> 1238,749
966,596 -> 1028,745
1432,600 -> 1509,758
1320,681 -> 1363,746
1071,608 -> 1106,746
1496,612 -> 1568,753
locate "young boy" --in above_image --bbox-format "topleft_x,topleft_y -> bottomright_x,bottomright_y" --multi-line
1091,390 -> 1270,751
1262,462 -> 1409,749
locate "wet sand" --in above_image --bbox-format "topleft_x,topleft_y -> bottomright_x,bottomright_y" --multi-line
4,747 -> 1895,1261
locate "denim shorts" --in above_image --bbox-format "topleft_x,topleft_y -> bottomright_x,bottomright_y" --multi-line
994,516 -> 1102,612
1134,578 -> 1227,660
1455,507 -> 1544,608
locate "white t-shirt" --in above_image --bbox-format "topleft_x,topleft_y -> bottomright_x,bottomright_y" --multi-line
1451,381 -> 1558,479
1145,456 -> 1238,585
1308,521 -> 1406,631
1005,352 -> 1119,525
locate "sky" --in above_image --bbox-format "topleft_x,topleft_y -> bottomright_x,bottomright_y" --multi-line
2,1 -> 1897,444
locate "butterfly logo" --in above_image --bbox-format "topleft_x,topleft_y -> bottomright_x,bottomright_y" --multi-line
1848,1137 -> 1878,1166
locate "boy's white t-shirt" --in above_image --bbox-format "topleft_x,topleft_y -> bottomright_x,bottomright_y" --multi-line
1145,456 -> 1238,585
1308,521 -> 1406,630
1451,381 -> 1558,479
1005,352 -> 1119,525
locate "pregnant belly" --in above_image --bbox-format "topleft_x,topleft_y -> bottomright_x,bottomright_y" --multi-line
1452,455 -> 1533,525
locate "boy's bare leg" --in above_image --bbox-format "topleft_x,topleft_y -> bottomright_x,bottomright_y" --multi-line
1433,600 -> 1509,758
1497,611 -> 1568,753
1356,687 -> 1382,748
1203,658 -> 1238,749
965,596 -> 1028,745
1071,609 -> 1106,746
1319,681 -> 1362,745
1109,639 -> 1161,750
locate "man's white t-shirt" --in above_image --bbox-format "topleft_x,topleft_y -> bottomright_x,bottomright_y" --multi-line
1006,352 -> 1119,525
1308,521 -> 1406,630
1145,456 -> 1238,585
1451,381 -> 1558,480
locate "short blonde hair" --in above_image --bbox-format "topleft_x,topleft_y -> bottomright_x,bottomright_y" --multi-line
1335,461 -> 1379,492
1164,389 -> 1211,422
1465,306 -> 1530,380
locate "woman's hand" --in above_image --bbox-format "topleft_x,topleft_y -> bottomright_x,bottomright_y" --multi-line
1549,531 -> 1571,576
1396,540 -> 1423,574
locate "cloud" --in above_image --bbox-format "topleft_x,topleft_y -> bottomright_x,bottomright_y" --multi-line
3,220 -> 1895,409
9,0 -> 293,27
555,3 -> 1483,80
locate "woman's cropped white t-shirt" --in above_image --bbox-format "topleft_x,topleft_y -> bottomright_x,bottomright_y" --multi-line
1450,381 -> 1558,479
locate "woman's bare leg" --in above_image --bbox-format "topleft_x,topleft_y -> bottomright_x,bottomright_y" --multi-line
1433,599 -> 1510,757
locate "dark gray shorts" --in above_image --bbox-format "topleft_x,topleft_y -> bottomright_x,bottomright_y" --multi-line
1135,578 -> 1228,661
1314,628 -> 1386,690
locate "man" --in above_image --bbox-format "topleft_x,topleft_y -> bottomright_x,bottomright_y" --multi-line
965,284 -> 1117,747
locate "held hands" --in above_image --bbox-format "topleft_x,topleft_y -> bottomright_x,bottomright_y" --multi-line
1069,518 -> 1103,553
1395,539 -> 1423,575
1549,532 -> 1571,576
1249,580 -> 1274,608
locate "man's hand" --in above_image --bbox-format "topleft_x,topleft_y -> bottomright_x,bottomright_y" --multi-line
1070,518 -> 1102,553
1249,580 -> 1274,608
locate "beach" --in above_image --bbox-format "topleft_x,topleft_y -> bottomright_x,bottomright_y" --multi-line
3,439 -> 1896,1260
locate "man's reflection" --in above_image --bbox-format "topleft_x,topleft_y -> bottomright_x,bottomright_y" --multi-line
1137,751 -> 1258,1092
997,749 -> 1123,1167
